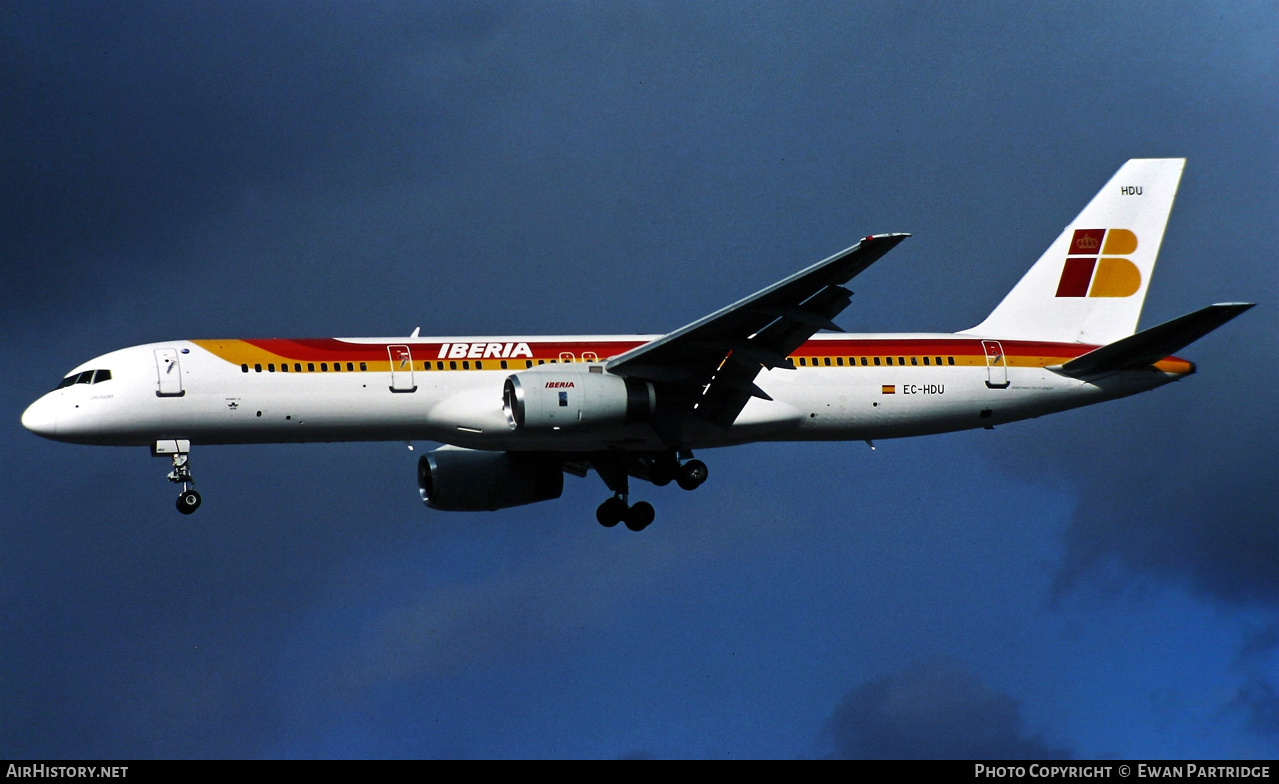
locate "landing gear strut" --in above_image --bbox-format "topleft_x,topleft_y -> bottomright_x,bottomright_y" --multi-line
156,440 -> 201,514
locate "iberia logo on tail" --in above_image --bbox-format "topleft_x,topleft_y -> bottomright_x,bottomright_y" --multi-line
1055,229 -> 1141,297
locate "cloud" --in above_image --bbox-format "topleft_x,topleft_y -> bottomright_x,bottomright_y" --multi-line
1,2 -> 514,316
1227,677 -> 1279,740
824,661 -> 1070,760
1046,409 -> 1279,609
984,300 -> 1279,614
1226,624 -> 1279,743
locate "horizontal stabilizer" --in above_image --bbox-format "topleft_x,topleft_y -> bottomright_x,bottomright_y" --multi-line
1057,303 -> 1254,377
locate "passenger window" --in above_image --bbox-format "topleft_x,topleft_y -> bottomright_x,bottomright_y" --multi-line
308,363 -> 315,372
886,357 -> 893,366
333,362 -> 341,372
836,357 -> 844,366
873,357 -> 881,366
294,363 -> 301,372
538,360 -> 545,365
799,357 -> 807,366
861,357 -> 868,366
280,363 -> 288,372
935,356 -> 942,365
898,357 -> 905,365
321,363 -> 328,371
359,362 -> 367,371
349,363 -> 355,371
462,361 -> 470,370
241,364 -> 249,373
449,361 -> 457,370
923,357 -> 930,365
268,364 -> 275,372
526,360 -> 533,368
501,360 -> 508,369
476,361 -> 483,370
255,364 -> 262,372
948,357 -> 955,365
911,357 -> 918,366
437,361 -> 444,370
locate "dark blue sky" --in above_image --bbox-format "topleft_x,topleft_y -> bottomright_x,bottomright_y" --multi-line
3,2 -> 1276,758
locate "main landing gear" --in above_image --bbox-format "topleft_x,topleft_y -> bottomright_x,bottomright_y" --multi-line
595,494 -> 655,531
676,459 -> 708,491
593,452 -> 709,531
156,440 -> 201,514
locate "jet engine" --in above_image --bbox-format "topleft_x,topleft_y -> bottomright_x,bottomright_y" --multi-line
502,370 -> 655,431
418,446 -> 563,511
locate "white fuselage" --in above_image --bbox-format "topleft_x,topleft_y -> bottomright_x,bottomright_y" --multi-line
21,333 -> 1189,453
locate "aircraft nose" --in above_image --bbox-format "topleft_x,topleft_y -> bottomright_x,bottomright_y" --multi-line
21,396 -> 58,438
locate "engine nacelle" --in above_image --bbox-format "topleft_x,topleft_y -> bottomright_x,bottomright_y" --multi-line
502,370 -> 654,431
418,446 -> 563,511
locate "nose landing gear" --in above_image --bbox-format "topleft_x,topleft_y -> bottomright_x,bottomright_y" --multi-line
176,486 -> 202,514
168,452 -> 201,514
155,440 -> 201,514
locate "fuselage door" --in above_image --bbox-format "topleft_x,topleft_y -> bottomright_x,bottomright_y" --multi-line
982,340 -> 1009,389
154,348 -> 185,397
388,345 -> 417,392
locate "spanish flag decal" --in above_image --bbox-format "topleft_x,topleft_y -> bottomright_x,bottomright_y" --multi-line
881,385 -> 896,394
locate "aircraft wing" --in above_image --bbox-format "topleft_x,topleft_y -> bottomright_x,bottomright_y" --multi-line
606,233 -> 910,433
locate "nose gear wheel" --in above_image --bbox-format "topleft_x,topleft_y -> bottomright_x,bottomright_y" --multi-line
165,450 -> 202,514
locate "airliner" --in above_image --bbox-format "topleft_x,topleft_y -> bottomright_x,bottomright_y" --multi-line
21,159 -> 1252,530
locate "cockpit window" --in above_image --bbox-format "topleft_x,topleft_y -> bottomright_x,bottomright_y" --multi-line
54,369 -> 113,390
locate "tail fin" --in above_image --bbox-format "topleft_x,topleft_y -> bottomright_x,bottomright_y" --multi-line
964,158 -> 1186,345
